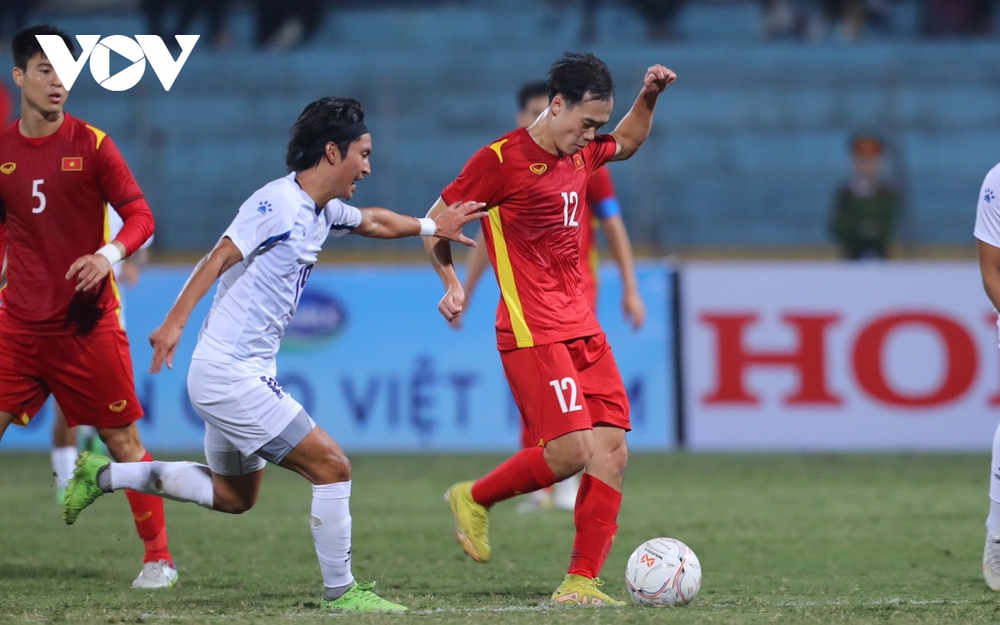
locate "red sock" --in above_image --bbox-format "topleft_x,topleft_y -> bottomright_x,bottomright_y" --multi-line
568,473 -> 621,579
470,446 -> 559,507
125,451 -> 172,564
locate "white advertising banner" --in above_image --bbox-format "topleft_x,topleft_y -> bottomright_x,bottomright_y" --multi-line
682,262 -> 1000,451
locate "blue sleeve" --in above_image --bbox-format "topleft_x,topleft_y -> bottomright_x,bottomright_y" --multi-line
592,196 -> 621,220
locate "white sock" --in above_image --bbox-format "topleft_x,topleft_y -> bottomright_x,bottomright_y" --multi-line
109,461 -> 215,510
51,446 -> 78,490
989,422 -> 1000,536
312,481 -> 354,590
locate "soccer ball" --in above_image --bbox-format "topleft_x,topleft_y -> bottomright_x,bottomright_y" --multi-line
625,537 -> 702,607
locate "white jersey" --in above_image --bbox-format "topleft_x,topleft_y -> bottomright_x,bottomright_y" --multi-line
975,162 -> 1000,248
192,172 -> 362,367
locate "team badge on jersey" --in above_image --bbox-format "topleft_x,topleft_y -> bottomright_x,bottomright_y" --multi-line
987,189 -> 996,204
530,163 -> 547,175
0,162 -> 15,175
572,153 -> 585,171
62,157 -> 83,172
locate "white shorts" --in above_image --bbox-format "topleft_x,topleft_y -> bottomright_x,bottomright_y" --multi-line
187,358 -> 315,476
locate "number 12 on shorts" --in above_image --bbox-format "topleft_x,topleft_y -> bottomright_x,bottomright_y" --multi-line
549,377 -> 582,413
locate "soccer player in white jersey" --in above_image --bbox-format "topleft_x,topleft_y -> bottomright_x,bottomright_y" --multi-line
61,97 -> 487,612
974,160 -> 1000,591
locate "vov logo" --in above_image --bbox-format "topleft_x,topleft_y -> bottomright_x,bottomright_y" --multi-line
35,35 -> 199,92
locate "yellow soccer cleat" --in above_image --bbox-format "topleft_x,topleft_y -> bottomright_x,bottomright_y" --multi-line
444,481 -> 491,563
551,574 -> 626,607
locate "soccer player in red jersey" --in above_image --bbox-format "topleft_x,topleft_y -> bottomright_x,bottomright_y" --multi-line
426,53 -> 675,606
460,80 -> 647,514
0,25 -> 178,589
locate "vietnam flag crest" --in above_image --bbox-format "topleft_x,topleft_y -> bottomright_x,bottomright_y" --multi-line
572,153 -> 585,170
62,157 -> 83,171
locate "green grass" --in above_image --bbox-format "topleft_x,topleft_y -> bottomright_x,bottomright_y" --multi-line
1,452 -> 999,624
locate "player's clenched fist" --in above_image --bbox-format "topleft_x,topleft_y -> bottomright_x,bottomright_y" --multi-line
438,283 -> 466,323
644,65 -> 676,93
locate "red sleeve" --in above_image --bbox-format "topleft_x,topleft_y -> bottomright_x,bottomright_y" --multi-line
95,136 -> 154,255
0,83 -> 10,125
441,146 -> 505,208
0,218 -> 7,278
587,166 -> 615,204
585,134 -> 618,173
0,197 -> 6,270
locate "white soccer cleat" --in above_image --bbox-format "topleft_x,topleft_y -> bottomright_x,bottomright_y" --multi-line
984,535 -> 1000,591
515,489 -> 555,514
132,560 -> 179,589
552,475 -> 580,511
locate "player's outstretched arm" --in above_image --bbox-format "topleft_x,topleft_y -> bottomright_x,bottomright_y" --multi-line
601,215 -> 646,330
452,231 -> 491,329
149,237 -> 244,374
979,239 -> 1000,311
353,201 -> 486,246
423,197 -> 466,323
609,64 -> 676,162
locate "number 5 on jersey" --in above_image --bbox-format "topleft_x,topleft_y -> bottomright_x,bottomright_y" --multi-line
550,377 -> 583,413
32,179 -> 46,214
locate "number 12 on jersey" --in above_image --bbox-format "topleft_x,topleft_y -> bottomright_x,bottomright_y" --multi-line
561,191 -> 579,227
550,377 -> 583,413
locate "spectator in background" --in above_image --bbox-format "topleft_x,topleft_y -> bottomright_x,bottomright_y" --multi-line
922,0 -> 995,37
0,0 -> 29,43
627,0 -> 687,40
760,0 -> 891,41
141,0 -> 232,50
828,132 -> 903,260
254,0 -> 325,50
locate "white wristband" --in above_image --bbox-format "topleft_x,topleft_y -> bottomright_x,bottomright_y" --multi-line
96,243 -> 123,266
418,217 -> 437,237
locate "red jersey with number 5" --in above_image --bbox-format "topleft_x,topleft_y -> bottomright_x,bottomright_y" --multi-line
442,128 -> 618,350
0,113 -> 154,335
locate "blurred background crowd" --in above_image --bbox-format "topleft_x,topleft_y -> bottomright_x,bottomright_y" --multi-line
0,0 -> 996,260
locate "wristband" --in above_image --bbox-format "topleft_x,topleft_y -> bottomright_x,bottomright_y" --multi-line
418,217 -> 437,237
96,243 -> 123,266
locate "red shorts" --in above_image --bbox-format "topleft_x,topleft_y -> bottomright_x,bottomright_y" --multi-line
0,328 -> 143,428
501,332 -> 630,447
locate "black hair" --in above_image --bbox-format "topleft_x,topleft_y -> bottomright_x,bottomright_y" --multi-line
517,80 -> 550,111
548,52 -> 613,108
286,97 -> 366,173
12,25 -> 75,70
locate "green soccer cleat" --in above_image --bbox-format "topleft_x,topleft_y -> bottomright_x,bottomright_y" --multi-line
444,481 -> 491,563
551,574 -> 626,607
321,581 -> 407,612
63,451 -> 111,525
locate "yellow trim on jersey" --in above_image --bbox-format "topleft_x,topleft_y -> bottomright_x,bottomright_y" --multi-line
589,216 -> 600,286
86,124 -> 108,150
489,139 -> 508,164
488,206 -> 533,348
103,204 -> 124,329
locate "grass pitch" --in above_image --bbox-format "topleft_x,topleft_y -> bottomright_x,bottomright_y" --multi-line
1,452 -> 998,624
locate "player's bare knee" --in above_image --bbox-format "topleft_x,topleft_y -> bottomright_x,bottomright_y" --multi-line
214,490 -> 256,514
314,448 -> 351,484
100,427 -> 146,462
545,436 -> 592,478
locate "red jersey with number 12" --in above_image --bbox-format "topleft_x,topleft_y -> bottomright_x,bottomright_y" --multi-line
442,128 -> 618,350
0,113 -> 153,335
